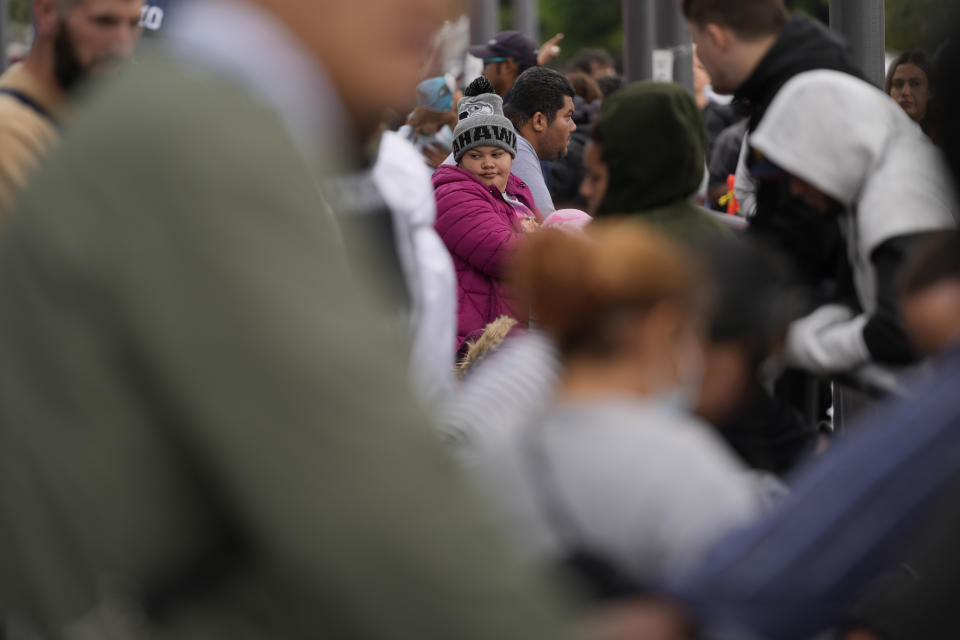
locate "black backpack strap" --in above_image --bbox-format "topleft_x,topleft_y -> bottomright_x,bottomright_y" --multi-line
0,88 -> 59,128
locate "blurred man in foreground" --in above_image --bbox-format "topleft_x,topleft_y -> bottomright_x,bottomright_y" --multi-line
0,0 -> 144,218
0,0 -> 574,637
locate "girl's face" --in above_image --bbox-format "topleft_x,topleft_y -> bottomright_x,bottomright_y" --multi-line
460,145 -> 513,192
890,63 -> 932,123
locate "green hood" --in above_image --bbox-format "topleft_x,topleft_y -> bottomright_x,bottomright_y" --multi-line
593,82 -> 706,217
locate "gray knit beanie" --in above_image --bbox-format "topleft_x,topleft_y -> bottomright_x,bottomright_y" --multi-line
452,93 -> 518,163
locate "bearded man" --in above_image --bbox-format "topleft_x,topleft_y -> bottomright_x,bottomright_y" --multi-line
0,0 -> 144,218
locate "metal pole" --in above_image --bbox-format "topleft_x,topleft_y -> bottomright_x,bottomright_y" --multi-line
0,0 -> 8,73
829,0 -> 885,88
514,0 -> 539,45
654,0 -> 693,93
470,0 -> 499,47
622,0 -> 654,82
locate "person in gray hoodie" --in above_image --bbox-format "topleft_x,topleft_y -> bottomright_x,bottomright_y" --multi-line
749,70 -> 956,376
469,221 -> 762,598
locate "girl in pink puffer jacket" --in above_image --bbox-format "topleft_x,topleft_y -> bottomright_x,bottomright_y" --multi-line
433,90 -> 541,352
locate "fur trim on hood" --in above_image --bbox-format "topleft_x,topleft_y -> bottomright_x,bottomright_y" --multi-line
456,316 -> 518,379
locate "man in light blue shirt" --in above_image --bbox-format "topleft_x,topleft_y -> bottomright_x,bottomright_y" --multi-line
512,133 -> 556,215
504,67 -> 576,215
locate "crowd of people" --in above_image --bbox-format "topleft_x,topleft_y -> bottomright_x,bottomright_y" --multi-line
0,0 -> 960,638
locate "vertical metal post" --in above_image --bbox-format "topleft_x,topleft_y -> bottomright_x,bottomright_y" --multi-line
830,0 -> 885,88
655,0 -> 693,93
470,0 -> 499,47
0,0 -> 8,73
622,0 -> 654,82
514,0 -> 539,45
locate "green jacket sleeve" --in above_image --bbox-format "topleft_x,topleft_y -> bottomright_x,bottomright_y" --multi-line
0,59 -> 574,639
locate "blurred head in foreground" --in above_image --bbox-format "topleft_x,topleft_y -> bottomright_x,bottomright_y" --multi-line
901,231 -> 960,356
512,221 -> 707,403
692,235 -> 805,425
254,0 -> 456,137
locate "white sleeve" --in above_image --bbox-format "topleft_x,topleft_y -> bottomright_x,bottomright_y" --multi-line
734,137 -> 757,218
784,304 -> 870,375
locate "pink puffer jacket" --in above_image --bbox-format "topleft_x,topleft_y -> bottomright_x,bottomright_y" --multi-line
433,165 -> 541,351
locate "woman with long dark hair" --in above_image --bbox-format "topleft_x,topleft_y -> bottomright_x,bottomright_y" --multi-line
886,50 -> 938,139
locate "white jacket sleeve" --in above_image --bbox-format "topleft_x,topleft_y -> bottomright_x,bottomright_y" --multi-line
785,304 -> 870,375
374,132 -> 458,408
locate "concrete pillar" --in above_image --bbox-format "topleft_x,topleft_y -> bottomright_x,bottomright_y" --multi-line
470,0 -> 499,47
514,0 -> 539,45
830,0 -> 886,88
655,0 -> 693,93
623,0 -> 654,82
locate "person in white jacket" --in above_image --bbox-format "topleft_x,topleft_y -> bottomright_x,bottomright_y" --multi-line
373,131 -> 458,406
749,70 -> 957,375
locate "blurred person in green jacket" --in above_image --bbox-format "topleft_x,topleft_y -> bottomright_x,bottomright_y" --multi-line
0,0 -> 576,638
580,82 -> 723,238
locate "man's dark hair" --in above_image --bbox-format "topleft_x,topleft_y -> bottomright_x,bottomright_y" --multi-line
504,67 -> 575,130
567,48 -> 617,75
463,76 -> 495,98
565,72 -> 602,104
681,0 -> 788,39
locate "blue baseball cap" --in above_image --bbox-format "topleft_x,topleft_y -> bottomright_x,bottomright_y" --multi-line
416,77 -> 453,111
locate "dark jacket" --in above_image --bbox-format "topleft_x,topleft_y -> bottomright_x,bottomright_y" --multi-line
549,95 -> 600,208
549,126 -> 590,209
702,101 -> 741,161
736,15 -> 862,132
708,118 -> 748,194
718,383 -> 817,475
742,16 -> 863,318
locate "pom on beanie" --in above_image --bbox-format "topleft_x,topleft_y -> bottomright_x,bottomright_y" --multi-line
464,76 -> 496,97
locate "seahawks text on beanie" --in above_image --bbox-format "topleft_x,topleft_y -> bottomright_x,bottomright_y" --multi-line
452,92 -> 518,162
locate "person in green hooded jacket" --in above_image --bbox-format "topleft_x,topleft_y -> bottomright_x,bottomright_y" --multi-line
579,81 -> 725,238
